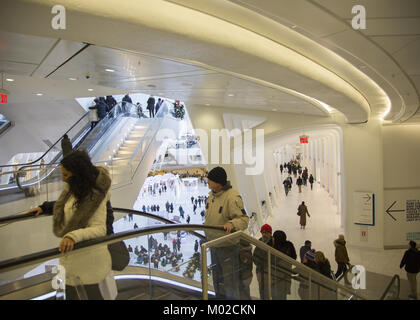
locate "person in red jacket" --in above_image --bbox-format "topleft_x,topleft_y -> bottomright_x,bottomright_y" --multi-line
400,241 -> 420,300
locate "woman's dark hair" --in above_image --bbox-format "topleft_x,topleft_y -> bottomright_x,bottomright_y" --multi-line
409,241 -> 416,248
60,150 -> 99,206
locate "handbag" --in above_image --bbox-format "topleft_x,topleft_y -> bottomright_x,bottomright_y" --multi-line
297,211 -> 301,216
108,241 -> 130,271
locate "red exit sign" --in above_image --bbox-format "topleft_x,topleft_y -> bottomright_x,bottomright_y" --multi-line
0,94 -> 7,104
300,135 -> 308,143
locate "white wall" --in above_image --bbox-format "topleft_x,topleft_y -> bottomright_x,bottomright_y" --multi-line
188,104 -> 389,249
382,124 -> 420,248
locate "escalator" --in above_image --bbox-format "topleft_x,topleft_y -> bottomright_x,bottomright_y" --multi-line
0,208 -> 382,301
0,100 -> 173,219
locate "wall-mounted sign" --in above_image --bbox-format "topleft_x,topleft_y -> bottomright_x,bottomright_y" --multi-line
353,192 -> 375,226
300,135 -> 308,143
0,94 -> 7,104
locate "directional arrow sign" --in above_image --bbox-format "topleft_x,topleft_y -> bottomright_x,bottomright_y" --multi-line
363,194 -> 371,202
386,201 -> 405,221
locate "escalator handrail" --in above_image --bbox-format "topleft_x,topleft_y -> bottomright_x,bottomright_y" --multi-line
12,103 -> 131,190
380,274 -> 400,300
0,224 -> 224,274
0,111 -> 89,169
202,230 -> 367,300
0,207 -> 174,226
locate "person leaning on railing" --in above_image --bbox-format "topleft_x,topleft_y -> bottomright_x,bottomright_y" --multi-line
203,166 -> 250,300
25,150 -> 116,300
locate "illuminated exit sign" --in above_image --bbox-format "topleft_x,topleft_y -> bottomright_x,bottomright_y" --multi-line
0,94 -> 7,104
300,135 -> 308,144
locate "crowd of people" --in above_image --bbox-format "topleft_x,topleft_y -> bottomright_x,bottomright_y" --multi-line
126,234 -> 185,270
281,160 -> 315,197
252,223 -> 354,300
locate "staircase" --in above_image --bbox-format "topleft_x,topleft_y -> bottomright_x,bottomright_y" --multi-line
107,122 -> 148,185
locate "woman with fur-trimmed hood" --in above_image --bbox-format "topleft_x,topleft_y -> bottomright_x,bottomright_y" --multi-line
26,150 -> 114,299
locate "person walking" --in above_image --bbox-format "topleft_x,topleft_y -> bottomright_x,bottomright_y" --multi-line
297,176 -> 303,193
280,164 -> 283,174
271,230 -> 297,300
122,94 -> 132,113
61,134 -> 72,157
298,201 -> 310,229
147,96 -> 155,118
283,178 -> 291,196
400,241 -> 420,299
155,98 -> 162,115
252,224 -> 273,300
204,166 -> 249,299
309,174 -> 314,190
194,240 -> 199,253
334,234 -> 351,285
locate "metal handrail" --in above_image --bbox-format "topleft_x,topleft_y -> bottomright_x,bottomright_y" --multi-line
380,274 -> 400,300
200,231 -> 367,300
0,112 -> 89,169
0,224 -> 225,274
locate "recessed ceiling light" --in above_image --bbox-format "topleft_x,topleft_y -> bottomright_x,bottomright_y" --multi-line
68,77 -> 77,81
88,89 -> 94,91
36,93 -> 43,96
105,68 -> 115,72
5,78 -> 14,82
272,108 -> 277,111
205,104 -> 211,106
228,94 -> 234,97
291,25 -> 297,29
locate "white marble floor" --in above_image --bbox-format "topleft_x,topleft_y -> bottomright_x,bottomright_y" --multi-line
266,172 -> 416,297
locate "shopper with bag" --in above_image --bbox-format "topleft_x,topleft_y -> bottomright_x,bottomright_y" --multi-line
25,150 -> 118,299
298,201 -> 310,230
334,234 -> 352,285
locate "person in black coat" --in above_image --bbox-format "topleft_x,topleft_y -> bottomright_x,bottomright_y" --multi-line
309,174 -> 314,190
122,94 -> 132,113
96,98 -> 108,120
61,134 -> 73,157
271,230 -> 296,300
147,96 -> 155,118
106,95 -> 117,110
400,241 -> 420,299
155,98 -> 162,115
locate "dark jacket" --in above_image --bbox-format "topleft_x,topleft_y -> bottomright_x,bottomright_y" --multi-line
147,97 -> 155,110
334,239 -> 350,264
253,236 -> 273,273
61,136 -> 72,157
297,178 -> 303,186
316,259 -> 333,279
96,101 -> 108,119
300,245 -> 311,263
400,248 -> 420,273
105,96 -> 117,109
309,175 -> 314,183
273,231 -> 297,260
122,95 -> 132,104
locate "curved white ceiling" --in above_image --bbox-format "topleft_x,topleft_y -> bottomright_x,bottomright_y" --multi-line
0,0 -> 418,123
